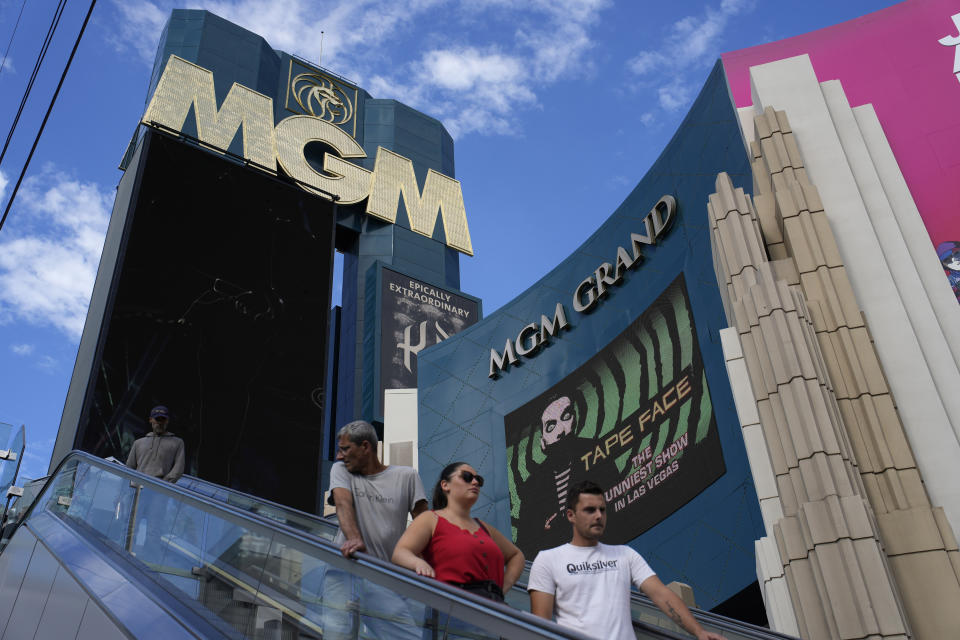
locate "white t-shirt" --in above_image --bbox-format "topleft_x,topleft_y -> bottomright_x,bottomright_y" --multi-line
528,543 -> 656,640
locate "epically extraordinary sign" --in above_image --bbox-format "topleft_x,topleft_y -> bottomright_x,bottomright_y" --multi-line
489,195 -> 676,377
504,274 -> 725,556
142,56 -> 473,255
380,267 -> 479,407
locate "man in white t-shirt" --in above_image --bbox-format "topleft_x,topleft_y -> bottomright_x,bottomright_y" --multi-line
528,480 -> 726,640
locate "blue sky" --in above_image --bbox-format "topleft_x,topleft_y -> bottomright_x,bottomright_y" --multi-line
0,0 -> 900,481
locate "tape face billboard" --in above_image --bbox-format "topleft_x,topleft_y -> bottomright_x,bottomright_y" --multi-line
379,267 -> 479,403
505,274 -> 725,556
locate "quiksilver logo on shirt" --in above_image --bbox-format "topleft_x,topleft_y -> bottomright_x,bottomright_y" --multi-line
566,559 -> 618,574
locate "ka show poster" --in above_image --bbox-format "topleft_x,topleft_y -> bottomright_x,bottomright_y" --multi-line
379,267 -> 479,396
504,274 -> 725,556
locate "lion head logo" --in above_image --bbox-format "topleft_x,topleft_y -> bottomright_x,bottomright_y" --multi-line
291,73 -> 354,125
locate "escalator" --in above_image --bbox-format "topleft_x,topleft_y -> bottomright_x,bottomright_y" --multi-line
0,451 -> 676,639
0,452 -> 795,639
176,471 -> 796,640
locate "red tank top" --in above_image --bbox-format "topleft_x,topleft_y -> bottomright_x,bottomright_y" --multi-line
422,513 -> 505,587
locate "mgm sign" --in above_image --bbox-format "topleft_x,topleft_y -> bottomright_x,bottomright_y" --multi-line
143,55 -> 474,255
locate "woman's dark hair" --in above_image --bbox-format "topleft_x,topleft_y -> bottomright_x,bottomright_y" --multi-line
432,461 -> 468,509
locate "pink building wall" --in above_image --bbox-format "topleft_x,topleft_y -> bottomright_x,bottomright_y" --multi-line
722,0 -> 960,298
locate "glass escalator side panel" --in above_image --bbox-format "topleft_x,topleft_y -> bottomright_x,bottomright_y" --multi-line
54,459 -> 137,548
176,475 -> 338,541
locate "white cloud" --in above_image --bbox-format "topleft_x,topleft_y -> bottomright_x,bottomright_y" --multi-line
607,174 -> 630,188
104,0 -> 610,138
0,170 -> 8,201
657,79 -> 694,111
0,170 -> 111,339
408,47 -> 537,137
628,51 -> 667,76
109,0 -> 169,63
627,0 -> 757,112
421,48 -> 523,91
381,0 -> 607,139
0,57 -> 13,73
35,355 -> 58,373
10,344 -> 33,356
720,0 -> 756,12
515,0 -> 608,82
639,112 -> 656,126
108,0 -> 448,76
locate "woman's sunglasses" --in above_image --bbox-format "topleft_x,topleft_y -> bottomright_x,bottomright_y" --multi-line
459,470 -> 484,487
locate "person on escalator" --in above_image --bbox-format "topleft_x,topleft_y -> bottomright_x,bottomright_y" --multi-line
392,461 -> 525,603
324,420 -> 428,640
126,405 -> 184,483
528,480 -> 726,640
124,405 -> 186,558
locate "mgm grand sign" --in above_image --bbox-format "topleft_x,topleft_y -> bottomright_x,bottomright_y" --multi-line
489,195 -> 676,377
143,55 -> 474,255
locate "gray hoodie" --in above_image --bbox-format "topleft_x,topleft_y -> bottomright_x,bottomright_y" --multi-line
126,432 -> 185,482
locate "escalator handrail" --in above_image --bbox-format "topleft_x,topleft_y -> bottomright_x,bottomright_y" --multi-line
33,451 -> 676,640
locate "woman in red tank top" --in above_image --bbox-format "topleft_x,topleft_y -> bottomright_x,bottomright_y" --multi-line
392,462 -> 524,602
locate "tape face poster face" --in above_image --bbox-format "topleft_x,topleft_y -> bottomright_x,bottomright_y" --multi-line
379,267 -> 479,401
505,274 -> 725,555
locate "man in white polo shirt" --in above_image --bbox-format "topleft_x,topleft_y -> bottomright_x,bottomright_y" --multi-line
528,480 -> 725,640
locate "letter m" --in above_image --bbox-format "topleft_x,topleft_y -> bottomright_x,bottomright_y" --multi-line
489,340 -> 518,378
539,303 -> 569,344
142,55 -> 277,171
366,147 -> 474,255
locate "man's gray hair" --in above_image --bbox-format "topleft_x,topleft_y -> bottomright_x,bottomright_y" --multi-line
338,420 -> 379,447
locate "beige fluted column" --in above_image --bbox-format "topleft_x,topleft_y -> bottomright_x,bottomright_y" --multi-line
709,106 -> 960,639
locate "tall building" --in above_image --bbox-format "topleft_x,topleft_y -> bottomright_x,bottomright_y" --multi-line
49,10 -> 479,513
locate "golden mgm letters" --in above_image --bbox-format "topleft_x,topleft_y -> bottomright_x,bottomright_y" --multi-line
142,55 -> 473,256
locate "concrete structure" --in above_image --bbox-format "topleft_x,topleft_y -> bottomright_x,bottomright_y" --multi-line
741,55 -> 960,543
383,388 -> 419,468
711,88 -> 960,637
50,10 -> 480,512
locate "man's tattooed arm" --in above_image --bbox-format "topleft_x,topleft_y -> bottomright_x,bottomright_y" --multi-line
641,576 -> 727,640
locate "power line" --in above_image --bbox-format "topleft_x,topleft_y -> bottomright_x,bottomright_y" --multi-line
0,0 -> 97,234
0,0 -> 68,170
0,0 -> 29,78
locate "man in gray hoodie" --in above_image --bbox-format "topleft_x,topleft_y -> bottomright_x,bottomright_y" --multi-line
126,405 -> 185,482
